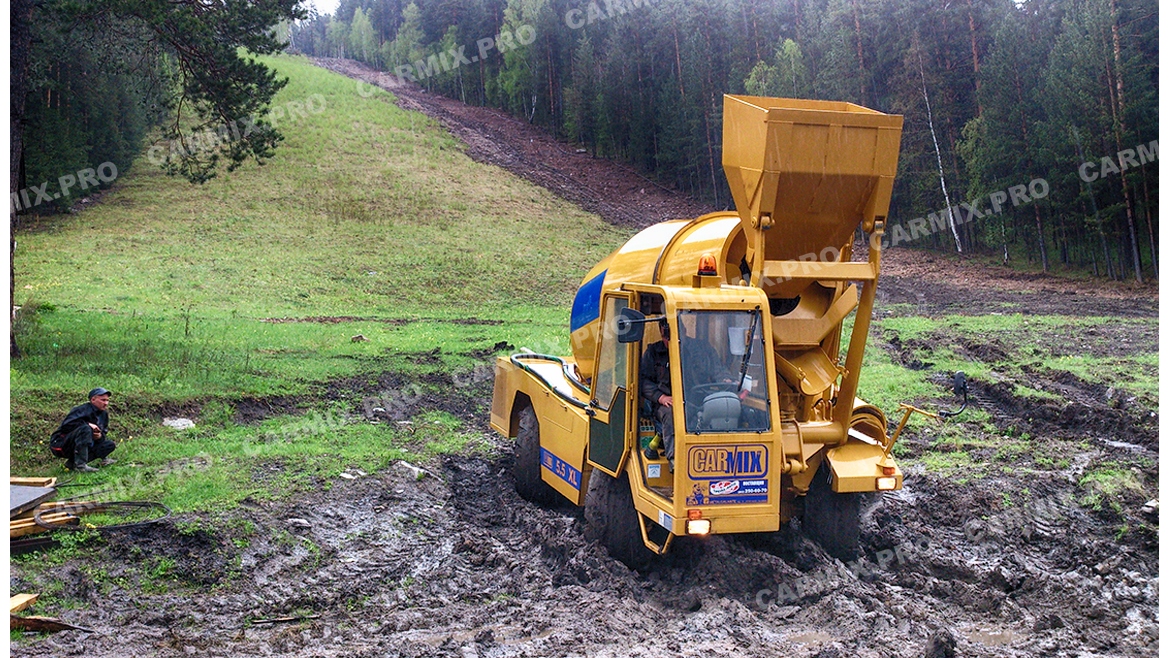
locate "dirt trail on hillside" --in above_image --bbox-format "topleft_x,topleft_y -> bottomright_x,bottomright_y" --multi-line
316,57 -> 1156,320
313,57 -> 715,230
11,59 -> 1158,658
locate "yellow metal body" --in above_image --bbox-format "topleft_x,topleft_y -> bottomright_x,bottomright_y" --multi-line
491,95 -> 905,552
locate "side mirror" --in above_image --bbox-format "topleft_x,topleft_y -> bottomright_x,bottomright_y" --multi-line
616,307 -> 646,343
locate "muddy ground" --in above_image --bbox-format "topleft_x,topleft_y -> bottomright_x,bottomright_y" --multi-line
12,379 -> 1159,657
11,59 -> 1159,657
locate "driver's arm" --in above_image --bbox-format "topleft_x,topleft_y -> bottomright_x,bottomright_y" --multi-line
640,346 -> 670,404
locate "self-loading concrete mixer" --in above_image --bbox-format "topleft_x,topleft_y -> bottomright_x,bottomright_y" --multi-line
492,95 -> 906,566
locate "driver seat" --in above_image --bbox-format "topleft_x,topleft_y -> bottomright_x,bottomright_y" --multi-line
701,392 -> 741,430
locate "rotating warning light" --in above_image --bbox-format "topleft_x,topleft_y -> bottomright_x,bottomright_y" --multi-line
698,254 -> 718,276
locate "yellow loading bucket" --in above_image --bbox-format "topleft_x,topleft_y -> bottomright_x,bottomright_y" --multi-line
722,95 -> 903,265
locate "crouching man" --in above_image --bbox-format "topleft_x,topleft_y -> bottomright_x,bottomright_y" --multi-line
49,387 -> 117,473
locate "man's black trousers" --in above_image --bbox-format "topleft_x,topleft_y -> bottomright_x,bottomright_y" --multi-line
51,425 -> 115,464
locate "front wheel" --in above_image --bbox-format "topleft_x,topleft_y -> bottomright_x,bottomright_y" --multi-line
802,461 -> 861,561
584,469 -> 652,569
513,405 -> 557,505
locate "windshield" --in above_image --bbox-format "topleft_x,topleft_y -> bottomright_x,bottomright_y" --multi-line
678,310 -> 771,434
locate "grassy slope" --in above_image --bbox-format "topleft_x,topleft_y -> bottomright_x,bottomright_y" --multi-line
10,54 -> 628,509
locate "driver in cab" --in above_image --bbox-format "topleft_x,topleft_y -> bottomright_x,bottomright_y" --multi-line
640,319 -> 737,470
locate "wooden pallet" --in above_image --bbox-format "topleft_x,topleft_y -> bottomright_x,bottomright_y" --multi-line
10,512 -> 79,538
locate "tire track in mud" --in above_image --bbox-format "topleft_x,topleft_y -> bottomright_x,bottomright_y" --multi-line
881,324 -> 1158,450
866,308 -> 1158,656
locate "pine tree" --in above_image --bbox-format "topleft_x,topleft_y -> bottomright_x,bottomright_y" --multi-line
349,8 -> 378,66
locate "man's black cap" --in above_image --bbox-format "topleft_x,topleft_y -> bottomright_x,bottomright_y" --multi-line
88,387 -> 111,399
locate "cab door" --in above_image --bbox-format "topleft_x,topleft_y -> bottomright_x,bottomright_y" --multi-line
587,294 -> 634,476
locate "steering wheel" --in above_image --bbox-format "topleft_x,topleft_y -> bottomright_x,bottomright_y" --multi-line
689,381 -> 739,399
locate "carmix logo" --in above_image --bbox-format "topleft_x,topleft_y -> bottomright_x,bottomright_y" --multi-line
687,445 -> 767,480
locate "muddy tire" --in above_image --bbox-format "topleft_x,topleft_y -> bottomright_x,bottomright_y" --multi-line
584,469 -> 652,569
513,405 -> 557,505
802,462 -> 861,561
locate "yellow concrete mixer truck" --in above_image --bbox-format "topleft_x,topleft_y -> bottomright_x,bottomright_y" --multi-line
491,95 -> 909,566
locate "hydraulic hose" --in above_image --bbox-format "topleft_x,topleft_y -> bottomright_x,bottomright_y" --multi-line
34,501 -> 172,532
509,353 -> 591,409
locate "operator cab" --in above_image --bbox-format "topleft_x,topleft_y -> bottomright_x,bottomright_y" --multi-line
630,293 -> 771,500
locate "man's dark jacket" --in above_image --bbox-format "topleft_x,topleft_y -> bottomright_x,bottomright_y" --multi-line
640,341 -> 671,405
49,402 -> 108,449
641,339 -> 733,407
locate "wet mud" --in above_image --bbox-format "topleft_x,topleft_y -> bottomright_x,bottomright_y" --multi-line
12,426 -> 1158,657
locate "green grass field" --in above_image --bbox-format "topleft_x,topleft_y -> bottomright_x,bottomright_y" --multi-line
11,54 -> 628,510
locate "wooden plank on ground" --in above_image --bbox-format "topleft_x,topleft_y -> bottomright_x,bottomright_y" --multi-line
10,486 -> 57,519
9,594 -> 38,613
36,501 -> 95,509
10,478 -> 57,488
10,513 -> 75,529
10,615 -> 93,633
9,512 -> 75,529
10,536 -> 60,555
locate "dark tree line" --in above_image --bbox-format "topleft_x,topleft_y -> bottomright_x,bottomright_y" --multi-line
14,5 -> 163,214
13,0 -> 307,203
292,0 -> 1157,280
11,0 -> 305,356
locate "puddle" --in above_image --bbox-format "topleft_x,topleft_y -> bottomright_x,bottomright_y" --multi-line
966,628 -> 1021,647
786,631 -> 832,645
1099,437 -> 1154,456
501,627 -> 556,645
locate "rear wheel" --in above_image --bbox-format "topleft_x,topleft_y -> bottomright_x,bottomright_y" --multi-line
584,469 -> 652,569
513,405 -> 557,505
802,461 -> 861,561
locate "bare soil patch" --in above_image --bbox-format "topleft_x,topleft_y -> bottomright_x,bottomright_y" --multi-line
260,316 -> 415,325
877,249 -> 1157,319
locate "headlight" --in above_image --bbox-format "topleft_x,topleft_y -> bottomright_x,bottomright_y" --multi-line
686,519 -> 711,535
